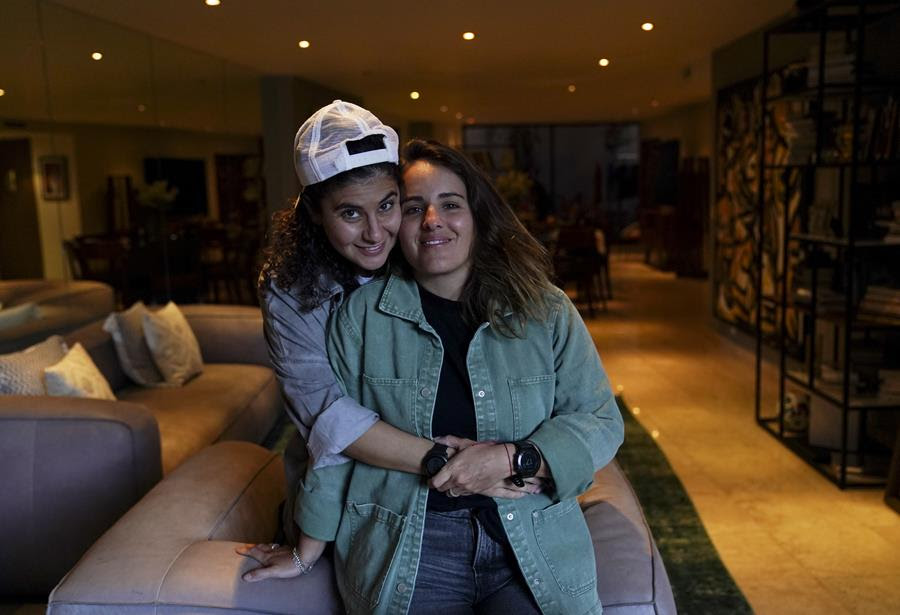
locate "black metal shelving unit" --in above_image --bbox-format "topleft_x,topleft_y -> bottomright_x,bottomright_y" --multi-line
754,1 -> 900,489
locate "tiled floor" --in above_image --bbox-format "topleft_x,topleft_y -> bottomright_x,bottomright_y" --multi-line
587,259 -> 900,615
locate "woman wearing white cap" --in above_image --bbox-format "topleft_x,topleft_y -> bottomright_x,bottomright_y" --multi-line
238,102 -> 537,581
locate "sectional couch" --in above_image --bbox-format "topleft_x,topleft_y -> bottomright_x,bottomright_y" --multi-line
0,304 -> 284,598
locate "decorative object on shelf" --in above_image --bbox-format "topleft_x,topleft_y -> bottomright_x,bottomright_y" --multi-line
781,391 -> 810,434
39,155 -> 69,201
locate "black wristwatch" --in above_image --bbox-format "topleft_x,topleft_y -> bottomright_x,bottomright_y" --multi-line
422,443 -> 450,478
510,440 -> 542,487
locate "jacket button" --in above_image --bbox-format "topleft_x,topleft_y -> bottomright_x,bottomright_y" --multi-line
420,387 -> 431,397
506,513 -> 515,520
397,582 -> 408,593
476,390 -> 486,398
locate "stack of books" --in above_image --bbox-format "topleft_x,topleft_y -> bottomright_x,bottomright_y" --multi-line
859,286 -> 900,325
806,33 -> 857,86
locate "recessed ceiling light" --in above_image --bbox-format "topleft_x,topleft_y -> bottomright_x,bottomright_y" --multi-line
462,31 -> 475,41
641,22 -> 654,31
137,104 -> 146,112
410,91 -> 420,100
439,105 -> 449,113
650,99 -> 660,107
298,40 -> 310,49
598,58 -> 610,67
0,89 -> 5,97
455,112 -> 463,120
91,51 -> 103,61
205,0 -> 220,6
567,84 -> 576,93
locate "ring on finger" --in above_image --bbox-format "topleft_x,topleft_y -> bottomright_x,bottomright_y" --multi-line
268,543 -> 280,551
448,488 -> 459,497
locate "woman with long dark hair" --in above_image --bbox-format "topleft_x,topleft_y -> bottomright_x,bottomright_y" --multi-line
299,139 -> 624,614
239,105 -> 537,581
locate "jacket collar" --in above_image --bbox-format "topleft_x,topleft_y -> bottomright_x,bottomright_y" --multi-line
377,274 -> 426,324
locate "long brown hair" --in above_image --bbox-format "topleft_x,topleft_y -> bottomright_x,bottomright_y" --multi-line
259,162 -> 400,311
401,139 -> 553,337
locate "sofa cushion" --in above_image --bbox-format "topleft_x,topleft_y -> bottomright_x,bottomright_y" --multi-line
45,342 -> 116,400
118,364 -> 277,473
143,302 -> 203,385
47,442 -> 342,615
102,301 -> 165,386
0,335 -> 67,395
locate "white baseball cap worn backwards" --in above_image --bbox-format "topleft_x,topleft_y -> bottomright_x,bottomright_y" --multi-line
293,100 -> 400,188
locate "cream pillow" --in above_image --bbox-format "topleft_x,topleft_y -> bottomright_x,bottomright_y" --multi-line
102,301 -> 165,386
44,342 -> 116,400
143,302 -> 203,385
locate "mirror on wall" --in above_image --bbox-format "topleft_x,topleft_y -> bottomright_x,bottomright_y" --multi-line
0,0 -> 264,319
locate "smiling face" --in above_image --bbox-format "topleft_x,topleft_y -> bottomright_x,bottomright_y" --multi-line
400,160 -> 475,300
313,174 -> 400,274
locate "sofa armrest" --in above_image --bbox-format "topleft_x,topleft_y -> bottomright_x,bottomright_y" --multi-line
580,460 -> 676,615
0,396 -> 161,597
181,304 -> 270,367
49,441 -> 342,615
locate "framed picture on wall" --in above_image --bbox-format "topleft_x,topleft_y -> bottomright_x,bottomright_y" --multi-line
40,155 -> 69,200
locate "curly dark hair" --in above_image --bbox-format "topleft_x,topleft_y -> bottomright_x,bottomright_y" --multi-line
259,162 -> 400,312
401,139 -> 554,337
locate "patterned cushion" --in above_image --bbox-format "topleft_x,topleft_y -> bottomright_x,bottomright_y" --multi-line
0,335 -> 67,395
143,302 -> 203,385
0,302 -> 39,331
102,301 -> 165,386
44,342 -> 116,400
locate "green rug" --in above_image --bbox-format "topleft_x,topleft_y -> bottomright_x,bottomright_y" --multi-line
615,397 -> 752,614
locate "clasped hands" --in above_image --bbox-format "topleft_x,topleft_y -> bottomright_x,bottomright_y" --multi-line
430,435 -> 546,499
238,437 -> 545,582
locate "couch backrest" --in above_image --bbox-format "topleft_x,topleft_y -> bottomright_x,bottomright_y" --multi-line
65,320 -> 130,392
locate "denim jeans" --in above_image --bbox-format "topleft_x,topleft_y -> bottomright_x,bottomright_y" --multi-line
407,508 -> 541,615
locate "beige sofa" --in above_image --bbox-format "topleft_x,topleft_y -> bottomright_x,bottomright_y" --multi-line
0,305 -> 284,599
48,441 -> 675,614
0,280 -> 115,353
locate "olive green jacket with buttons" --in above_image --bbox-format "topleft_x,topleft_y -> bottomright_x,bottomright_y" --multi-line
297,274 -> 624,615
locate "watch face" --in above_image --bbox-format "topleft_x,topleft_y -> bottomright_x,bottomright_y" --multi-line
425,455 -> 447,477
518,450 -> 541,475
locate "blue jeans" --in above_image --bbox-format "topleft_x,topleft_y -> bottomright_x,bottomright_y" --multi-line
407,509 -> 541,615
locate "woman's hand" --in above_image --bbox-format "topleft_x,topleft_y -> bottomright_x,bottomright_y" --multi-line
236,532 -> 326,582
430,441 -> 534,498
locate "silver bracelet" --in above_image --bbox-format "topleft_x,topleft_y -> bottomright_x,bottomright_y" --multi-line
291,547 -> 315,575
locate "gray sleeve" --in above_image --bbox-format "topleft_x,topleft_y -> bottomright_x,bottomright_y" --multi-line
261,283 -> 379,469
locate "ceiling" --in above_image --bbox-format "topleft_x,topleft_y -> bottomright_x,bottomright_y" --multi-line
49,0 -> 794,125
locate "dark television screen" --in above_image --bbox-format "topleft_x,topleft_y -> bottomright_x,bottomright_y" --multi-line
143,158 -> 208,216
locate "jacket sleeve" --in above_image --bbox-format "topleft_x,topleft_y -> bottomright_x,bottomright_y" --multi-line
261,281 -> 379,469
527,292 -> 624,500
293,301 -> 367,541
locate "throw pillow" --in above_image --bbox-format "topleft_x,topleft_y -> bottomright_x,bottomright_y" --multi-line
44,342 -> 116,400
102,301 -> 165,386
0,335 -> 67,395
0,302 -> 40,331
143,302 -> 203,385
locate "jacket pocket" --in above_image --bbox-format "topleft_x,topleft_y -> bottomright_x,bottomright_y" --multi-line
532,498 -> 597,596
362,374 -> 418,433
338,501 -> 407,607
508,374 -> 555,438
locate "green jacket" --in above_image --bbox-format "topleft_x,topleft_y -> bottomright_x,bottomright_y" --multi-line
298,274 -> 624,615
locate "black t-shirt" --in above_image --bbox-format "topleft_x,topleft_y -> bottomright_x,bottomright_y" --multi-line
419,285 -> 508,545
